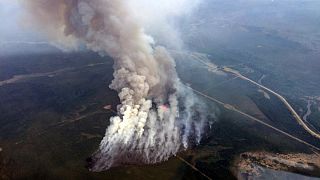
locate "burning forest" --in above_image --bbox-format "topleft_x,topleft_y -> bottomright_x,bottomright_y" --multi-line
22,0 -> 210,171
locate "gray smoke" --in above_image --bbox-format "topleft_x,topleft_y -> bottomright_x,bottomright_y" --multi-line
23,0 -> 209,171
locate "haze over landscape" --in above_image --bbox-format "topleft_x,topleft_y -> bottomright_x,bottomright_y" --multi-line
0,0 -> 320,179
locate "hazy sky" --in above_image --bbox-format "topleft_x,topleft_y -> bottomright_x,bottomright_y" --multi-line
0,0 -> 200,48
0,0 -> 42,41
0,0 -> 20,37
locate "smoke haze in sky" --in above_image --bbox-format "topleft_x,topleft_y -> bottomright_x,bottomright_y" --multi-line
21,0 -> 209,171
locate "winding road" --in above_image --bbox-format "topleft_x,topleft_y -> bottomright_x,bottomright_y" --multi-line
186,85 -> 320,152
303,100 -> 312,122
222,67 -> 320,140
173,50 -> 320,140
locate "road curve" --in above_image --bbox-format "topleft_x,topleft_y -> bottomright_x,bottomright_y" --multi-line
222,67 -> 320,140
174,50 -> 320,141
186,85 -> 320,152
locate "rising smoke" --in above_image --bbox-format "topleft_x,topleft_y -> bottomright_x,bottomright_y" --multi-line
23,0 -> 210,171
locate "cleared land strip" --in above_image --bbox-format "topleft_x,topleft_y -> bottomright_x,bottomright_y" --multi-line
180,50 -> 320,140
176,155 -> 212,180
222,67 -> 320,140
0,62 -> 107,87
186,85 -> 320,152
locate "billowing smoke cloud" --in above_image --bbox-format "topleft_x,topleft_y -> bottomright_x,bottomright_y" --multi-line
23,0 -> 210,171
127,0 -> 202,49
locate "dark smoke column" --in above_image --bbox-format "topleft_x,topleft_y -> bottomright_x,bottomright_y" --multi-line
24,0 -> 208,171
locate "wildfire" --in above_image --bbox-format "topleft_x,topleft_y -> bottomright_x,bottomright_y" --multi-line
159,105 -> 169,111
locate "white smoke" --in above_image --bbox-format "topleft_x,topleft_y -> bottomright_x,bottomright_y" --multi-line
127,0 -> 202,49
22,0 -> 210,171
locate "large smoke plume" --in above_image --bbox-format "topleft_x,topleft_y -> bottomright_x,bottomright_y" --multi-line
23,0 -> 209,171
